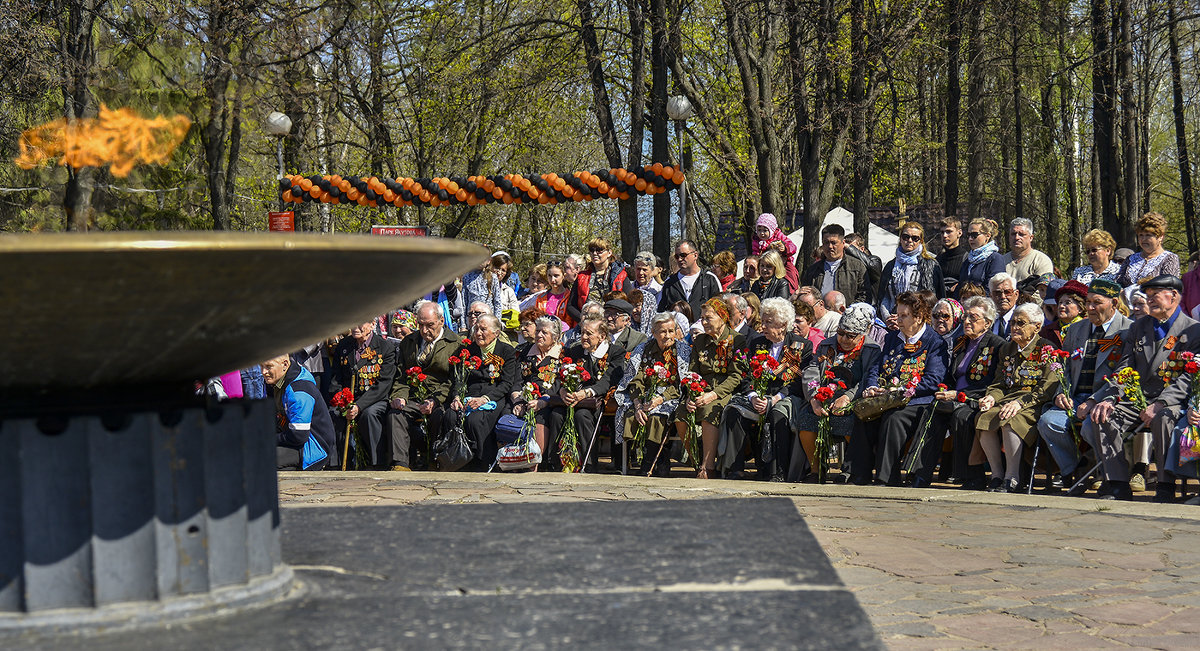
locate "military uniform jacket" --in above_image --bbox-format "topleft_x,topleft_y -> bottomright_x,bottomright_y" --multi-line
742,332 -> 814,400
862,325 -> 950,406
612,327 -> 648,356
1090,310 -> 1200,408
946,331 -> 1006,397
390,328 -> 462,405
689,327 -> 749,400
982,337 -> 1061,409
329,333 -> 396,410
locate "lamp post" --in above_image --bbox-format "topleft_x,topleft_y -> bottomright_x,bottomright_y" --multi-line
264,111 -> 292,180
666,96 -> 694,241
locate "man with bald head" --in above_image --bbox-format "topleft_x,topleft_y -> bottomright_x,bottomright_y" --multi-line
388,300 -> 462,470
263,353 -> 336,471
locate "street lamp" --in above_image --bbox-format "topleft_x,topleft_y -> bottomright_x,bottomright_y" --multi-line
666,96 -> 694,241
264,111 -> 292,180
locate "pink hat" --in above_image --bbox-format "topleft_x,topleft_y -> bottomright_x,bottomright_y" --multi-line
756,213 -> 778,231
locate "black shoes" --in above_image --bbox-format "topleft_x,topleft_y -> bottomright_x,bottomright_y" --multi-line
1153,482 -> 1177,504
1098,481 -> 1133,501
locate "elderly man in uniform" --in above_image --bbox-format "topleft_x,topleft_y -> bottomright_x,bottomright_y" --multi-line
328,319 -> 397,469
1079,275 -> 1200,501
388,300 -> 462,470
1037,279 -> 1132,490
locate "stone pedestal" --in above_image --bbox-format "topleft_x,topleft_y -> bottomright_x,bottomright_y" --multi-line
0,400 -> 292,632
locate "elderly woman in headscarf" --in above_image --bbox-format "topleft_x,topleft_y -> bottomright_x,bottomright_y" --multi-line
780,303 -> 881,482
614,312 -> 692,477
388,309 -> 416,343
679,297 -> 748,479
930,298 -> 964,347
974,302 -> 1060,493
717,297 -> 813,480
751,213 -> 800,294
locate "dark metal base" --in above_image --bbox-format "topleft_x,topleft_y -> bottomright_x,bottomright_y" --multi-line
0,400 -> 287,629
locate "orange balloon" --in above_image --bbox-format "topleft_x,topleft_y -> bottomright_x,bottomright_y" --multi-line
562,186 -> 575,199
502,194 -> 513,205
430,198 -> 440,207
651,162 -> 664,174
585,174 -> 600,189
672,169 -> 685,183
455,189 -> 467,202
597,182 -> 609,194
552,178 -> 566,191
662,166 -> 674,178
466,194 -> 477,206
357,196 -> 368,206
546,173 -> 558,183
347,189 -> 360,201
607,188 -> 618,198
299,178 -> 313,191
634,179 -> 647,192
308,186 -> 322,198
618,191 -> 630,200
383,190 -> 396,203
447,181 -> 460,193
492,186 -> 504,199
483,179 -> 496,192
527,188 -> 540,199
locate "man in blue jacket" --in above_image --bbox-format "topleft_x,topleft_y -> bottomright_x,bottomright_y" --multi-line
262,354 -> 336,470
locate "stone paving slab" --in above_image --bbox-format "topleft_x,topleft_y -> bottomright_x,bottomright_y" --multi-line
278,471 -> 1200,649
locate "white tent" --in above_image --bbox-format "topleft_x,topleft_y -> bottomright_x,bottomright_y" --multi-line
785,206 -> 898,266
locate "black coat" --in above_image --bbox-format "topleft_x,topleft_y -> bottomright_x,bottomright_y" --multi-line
876,256 -> 945,316
751,276 -> 791,301
944,332 -> 1005,397
328,333 -> 396,410
455,340 -> 520,404
561,342 -> 627,400
741,332 -> 814,399
658,270 -> 724,318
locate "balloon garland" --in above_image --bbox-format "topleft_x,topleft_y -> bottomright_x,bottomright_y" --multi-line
277,164 -> 685,208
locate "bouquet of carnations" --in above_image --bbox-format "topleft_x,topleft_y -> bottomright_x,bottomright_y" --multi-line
808,368 -> 848,483
557,356 -> 592,472
330,387 -> 355,416
679,371 -> 710,469
330,387 -> 363,468
1177,353 -> 1200,464
405,366 -> 429,403
747,352 -> 781,402
631,360 -> 672,462
448,342 -> 482,406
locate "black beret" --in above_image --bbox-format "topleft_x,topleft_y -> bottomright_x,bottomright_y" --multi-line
603,299 -> 634,316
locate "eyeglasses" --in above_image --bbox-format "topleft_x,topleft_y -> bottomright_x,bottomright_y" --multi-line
991,288 -> 1016,296
1086,248 -> 1105,254
836,330 -> 858,338
963,313 -> 986,323
932,312 -> 953,320
547,259 -> 564,266
675,251 -> 695,259
589,248 -> 607,254
900,234 -> 922,242
468,310 -> 486,317
1012,319 -> 1035,328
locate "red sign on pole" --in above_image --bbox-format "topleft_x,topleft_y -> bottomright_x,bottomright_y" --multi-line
268,211 -> 295,232
371,225 -> 430,237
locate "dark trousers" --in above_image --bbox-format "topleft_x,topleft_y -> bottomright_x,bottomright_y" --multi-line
388,403 -> 444,469
850,403 -> 929,485
943,403 -> 982,479
333,401 -> 389,468
544,405 -> 602,470
766,408 -> 808,481
909,404 -> 957,483
277,445 -> 301,470
463,406 -> 505,468
717,410 -> 768,477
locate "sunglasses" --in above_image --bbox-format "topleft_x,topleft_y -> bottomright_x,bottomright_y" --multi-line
900,234 -> 922,242
675,251 -> 695,259
992,288 -> 1016,296
468,310 -> 486,317
932,312 -> 953,320
967,231 -> 983,238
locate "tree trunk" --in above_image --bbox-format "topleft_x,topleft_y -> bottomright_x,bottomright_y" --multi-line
1058,5 -> 1081,269
1092,0 -> 1119,238
1168,0 -> 1198,253
850,0 -> 871,238
965,1 -> 984,223
622,0 -> 646,261
649,0 -> 671,262
1040,84 -> 1059,266
944,0 -> 962,218
61,0 -> 102,231
1010,20 -> 1023,220
1116,0 -> 1139,237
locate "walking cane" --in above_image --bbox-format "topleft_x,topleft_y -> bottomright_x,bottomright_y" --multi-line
580,390 -> 615,473
341,374 -> 356,471
1066,420 -> 1147,494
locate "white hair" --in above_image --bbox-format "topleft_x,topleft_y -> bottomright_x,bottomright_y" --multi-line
1013,302 -> 1043,324
534,316 -> 562,340
760,297 -> 796,327
989,272 -> 1016,292
962,296 -> 997,324
1009,217 -> 1034,236
824,290 -> 846,311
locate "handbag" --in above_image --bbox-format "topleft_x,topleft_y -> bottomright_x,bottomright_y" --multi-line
496,432 -> 542,471
434,410 -> 474,471
494,414 -> 527,446
851,389 -> 908,422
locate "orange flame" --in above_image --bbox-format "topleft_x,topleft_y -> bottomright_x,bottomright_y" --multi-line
14,105 -> 191,177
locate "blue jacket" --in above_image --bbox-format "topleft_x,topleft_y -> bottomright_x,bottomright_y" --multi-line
862,325 -> 950,406
273,364 -> 336,469
958,251 -> 1006,295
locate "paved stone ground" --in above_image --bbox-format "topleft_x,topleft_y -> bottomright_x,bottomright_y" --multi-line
280,472 -> 1200,650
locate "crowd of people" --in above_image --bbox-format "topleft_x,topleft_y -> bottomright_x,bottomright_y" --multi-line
265,211 -> 1200,504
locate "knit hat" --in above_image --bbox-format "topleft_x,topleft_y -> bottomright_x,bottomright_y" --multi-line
838,303 -> 874,336
756,213 -> 778,232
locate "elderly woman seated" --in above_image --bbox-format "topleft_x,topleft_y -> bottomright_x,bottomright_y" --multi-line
614,312 -> 691,477
784,303 -> 880,482
513,316 -> 564,471
544,316 -> 627,471
974,302 -> 1061,492
849,291 -> 949,486
452,313 -> 519,470
680,298 -> 748,478
930,298 -> 964,346
717,297 -> 813,480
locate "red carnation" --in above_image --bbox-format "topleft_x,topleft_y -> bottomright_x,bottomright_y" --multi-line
449,355 -> 460,364
937,383 -> 948,390
461,337 -> 472,346
824,370 -> 836,380
417,373 -> 427,381
471,355 -> 482,366
1185,361 -> 1199,374
562,356 -> 573,364
460,348 -> 470,358
581,370 -> 592,381
752,368 -> 763,379
837,381 -> 847,389
645,367 -> 655,377
956,391 -> 967,403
